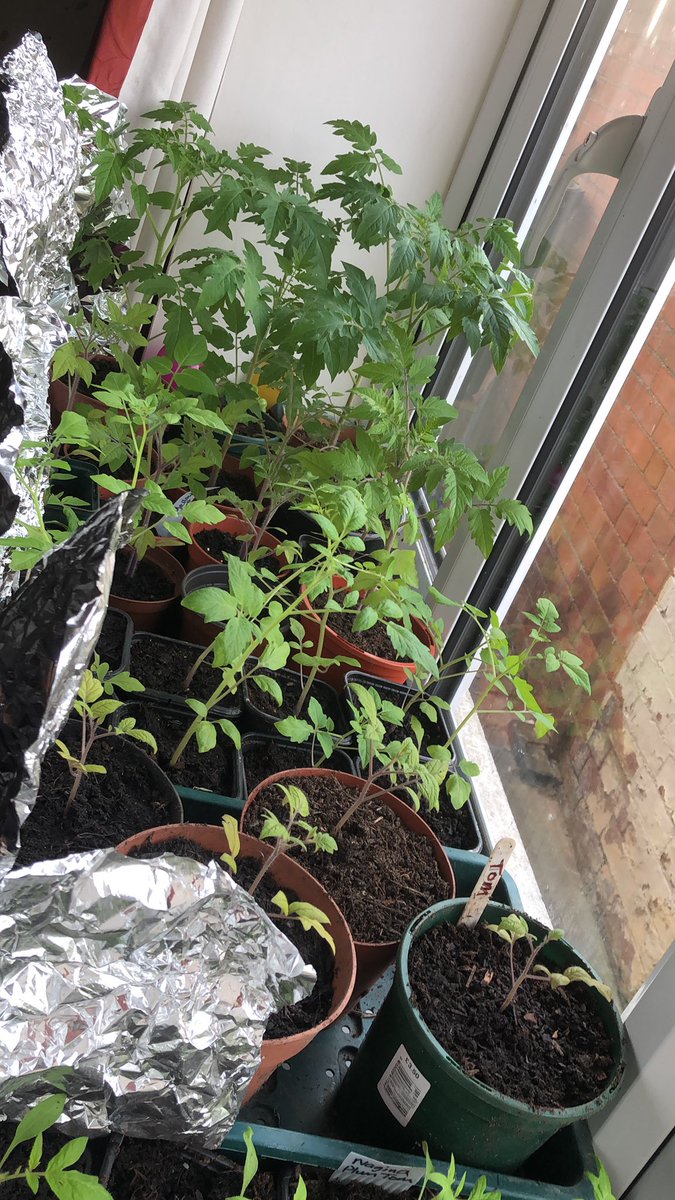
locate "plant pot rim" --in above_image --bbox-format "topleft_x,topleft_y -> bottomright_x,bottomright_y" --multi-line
187,508 -> 281,569
396,897 -> 625,1120
301,580 -> 436,673
115,821 -> 357,1048
111,546 -> 185,607
242,767 -> 455,952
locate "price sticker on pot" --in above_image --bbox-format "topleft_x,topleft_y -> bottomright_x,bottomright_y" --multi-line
331,1153 -> 424,1194
377,1044 -> 430,1126
457,837 -> 516,929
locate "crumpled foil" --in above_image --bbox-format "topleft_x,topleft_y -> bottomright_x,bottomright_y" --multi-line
0,490 -> 142,871
0,33 -> 84,573
0,34 -> 127,590
0,847 -> 315,1144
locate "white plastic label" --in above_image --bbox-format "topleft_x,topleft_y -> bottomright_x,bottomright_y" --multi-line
330,1152 -> 424,1194
377,1044 -> 430,1126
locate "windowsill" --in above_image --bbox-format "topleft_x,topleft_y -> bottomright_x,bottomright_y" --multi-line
451,692 -> 550,924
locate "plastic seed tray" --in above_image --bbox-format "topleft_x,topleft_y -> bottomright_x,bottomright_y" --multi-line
217,856 -> 598,1200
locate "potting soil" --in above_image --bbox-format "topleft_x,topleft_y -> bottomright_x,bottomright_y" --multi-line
95,608 -> 128,672
127,704 -> 237,793
104,1136 -> 275,1200
409,922 -> 615,1109
247,670 -> 343,725
129,836 -> 334,1038
245,775 -> 452,943
112,554 -> 175,601
129,636 -> 231,704
13,739 -> 175,868
0,1125 -> 80,1200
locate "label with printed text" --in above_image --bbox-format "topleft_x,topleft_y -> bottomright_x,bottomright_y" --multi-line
377,1044 -> 430,1126
330,1152 -> 424,1194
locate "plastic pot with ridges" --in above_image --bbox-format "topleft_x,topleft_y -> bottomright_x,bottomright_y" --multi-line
115,822 -> 357,1097
301,577 -> 437,691
336,899 -> 625,1172
109,547 -> 185,634
241,767 -> 455,999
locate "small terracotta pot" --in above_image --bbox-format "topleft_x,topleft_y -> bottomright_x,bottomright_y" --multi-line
301,578 -> 437,690
115,822 -> 357,1096
109,547 -> 185,634
241,768 -> 455,1000
49,354 -> 115,427
186,508 -> 281,573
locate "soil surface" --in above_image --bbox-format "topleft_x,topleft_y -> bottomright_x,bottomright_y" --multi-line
129,636 -> 239,708
401,794 -> 478,850
112,553 -> 175,601
125,703 -> 237,794
213,468 -> 258,501
193,528 -> 281,584
105,1136 -> 274,1200
409,921 -> 615,1109
14,736 -> 176,868
95,608 -> 128,673
244,774 -> 452,943
317,592 -> 409,661
243,738 -> 351,794
245,669 -> 344,729
129,837 -> 333,1038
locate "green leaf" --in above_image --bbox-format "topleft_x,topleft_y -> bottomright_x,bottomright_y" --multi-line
45,1140 -> 87,1173
386,624 -> 437,677
217,719 -> 242,751
0,1096 -> 67,1168
28,1134 -> 43,1171
126,728 -> 158,752
91,475 -> 132,495
241,1127 -> 258,1196
459,759 -> 480,778
54,411 -> 94,446
467,508 -> 496,559
182,501 -> 226,524
252,674 -> 283,707
496,499 -> 533,537
45,1169 -> 113,1200
447,773 -> 470,810
196,721 -> 217,753
26,1173 -> 39,1195
182,586 -> 236,623
275,716 -> 313,743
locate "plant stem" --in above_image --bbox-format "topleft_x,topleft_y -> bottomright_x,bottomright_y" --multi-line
500,932 -> 553,1012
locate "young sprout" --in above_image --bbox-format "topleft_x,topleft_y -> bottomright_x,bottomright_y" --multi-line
419,1140 -> 501,1200
220,791 -> 337,953
485,914 -> 612,1013
0,1093 -> 112,1200
56,656 -> 155,812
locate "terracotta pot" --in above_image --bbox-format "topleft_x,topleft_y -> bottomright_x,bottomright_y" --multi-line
49,354 -> 115,427
109,547 -> 185,634
241,768 -> 455,1000
186,508 -> 280,573
115,822 -> 357,1096
301,579 -> 437,690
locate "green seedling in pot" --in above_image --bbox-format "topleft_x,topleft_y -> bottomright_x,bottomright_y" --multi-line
56,656 -> 155,812
582,1160 -> 617,1200
419,1141 -> 501,1200
0,1093 -> 112,1200
485,914 -> 612,1013
221,805 -> 336,952
0,438 -> 98,573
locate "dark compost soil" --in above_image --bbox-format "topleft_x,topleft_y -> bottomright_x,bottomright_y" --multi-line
243,738 -> 350,795
245,669 -> 344,728
14,737 -> 175,868
408,921 -> 615,1109
401,794 -> 477,850
125,703 -> 237,794
112,553 -> 174,601
213,468 -> 258,501
193,529 -> 281,584
0,1126 -> 80,1200
244,773 -> 452,943
95,608 -> 128,673
104,1136 -> 274,1200
129,836 -> 333,1038
129,636 -> 238,707
324,599 -> 401,661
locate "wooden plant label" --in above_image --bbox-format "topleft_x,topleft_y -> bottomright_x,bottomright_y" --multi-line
457,837 -> 516,928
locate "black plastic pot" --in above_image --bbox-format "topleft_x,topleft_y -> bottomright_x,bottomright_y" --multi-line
93,607 -> 133,677
240,733 -> 356,801
43,457 -> 100,529
128,631 -> 241,718
114,699 -> 241,813
243,668 -> 347,737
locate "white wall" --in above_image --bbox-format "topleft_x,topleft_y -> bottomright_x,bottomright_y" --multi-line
207,0 -> 523,210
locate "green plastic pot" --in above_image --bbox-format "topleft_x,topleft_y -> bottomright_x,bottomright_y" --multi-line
337,899 -> 625,1173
